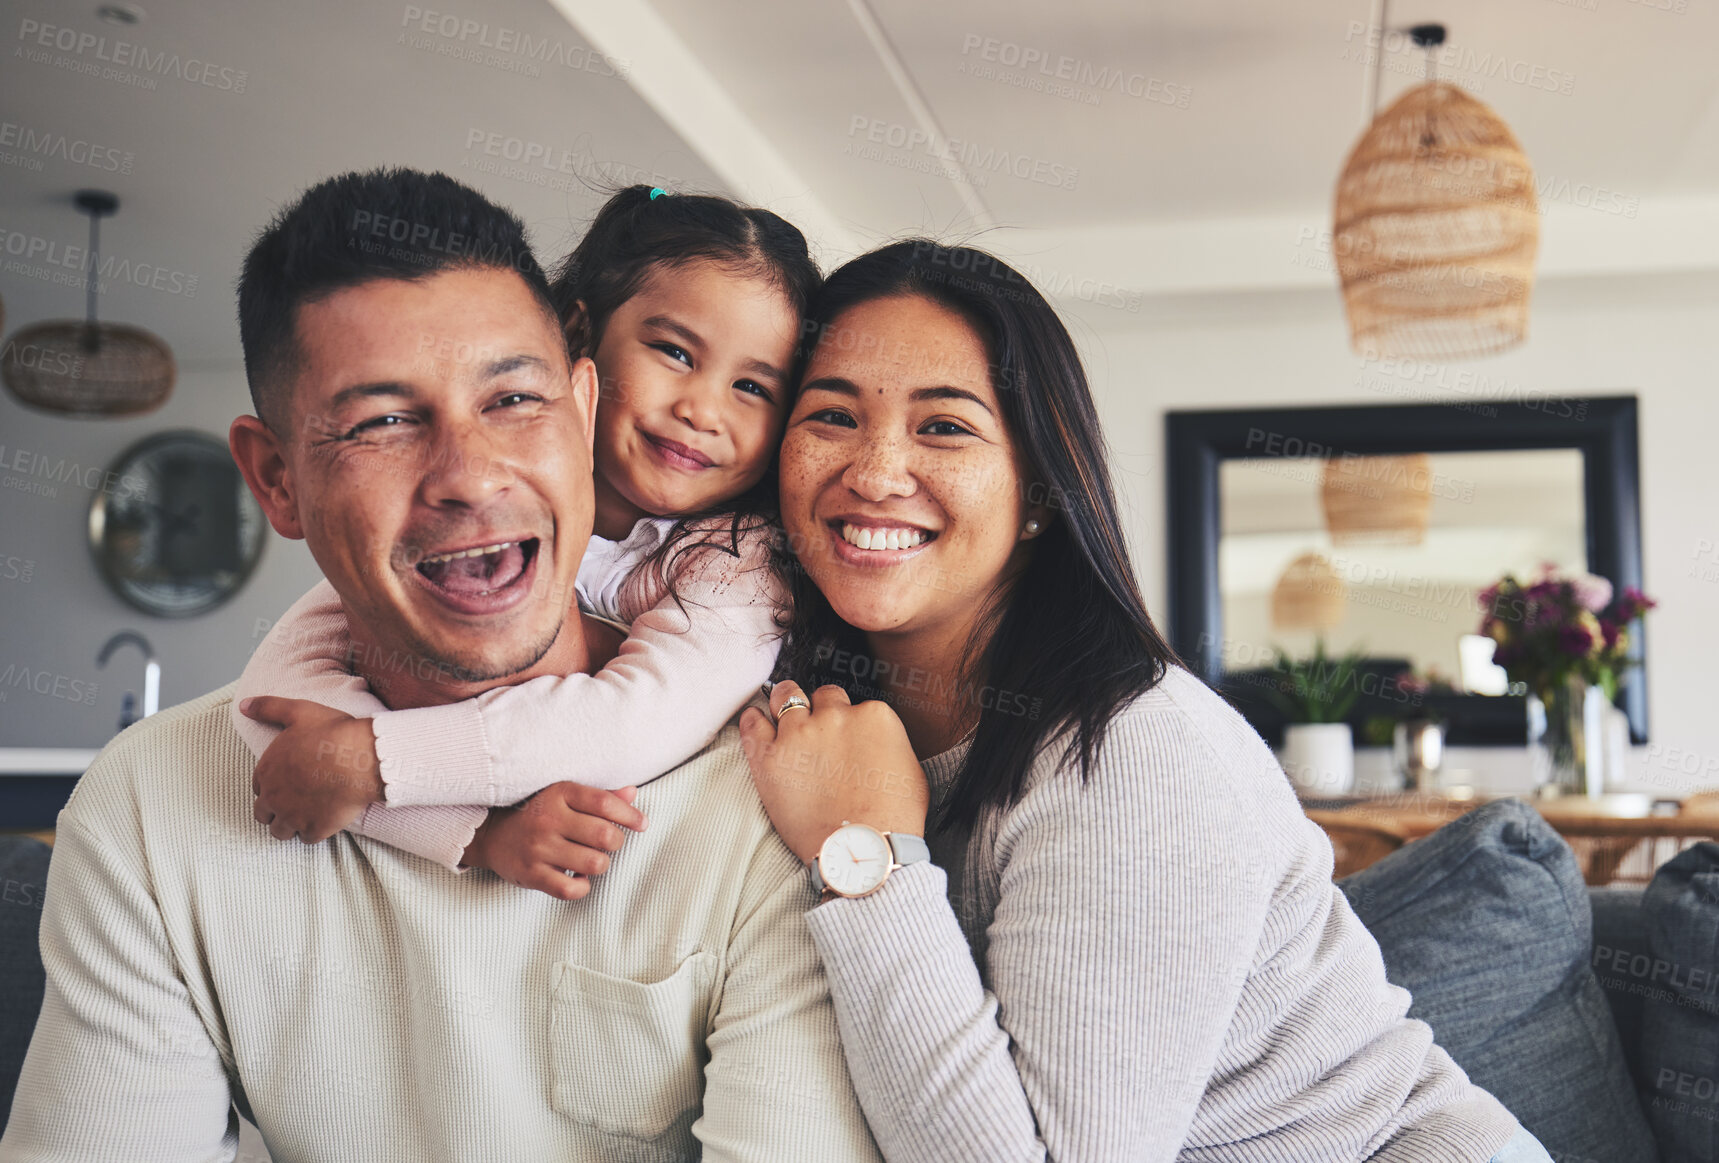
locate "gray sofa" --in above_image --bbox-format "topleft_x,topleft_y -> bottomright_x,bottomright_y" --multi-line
1340,800 -> 1718,1163
0,836 -> 47,1134
1,819 -> 1712,1159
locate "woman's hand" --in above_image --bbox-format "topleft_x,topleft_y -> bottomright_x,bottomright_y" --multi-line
461,782 -> 648,901
241,696 -> 383,844
737,680 -> 930,864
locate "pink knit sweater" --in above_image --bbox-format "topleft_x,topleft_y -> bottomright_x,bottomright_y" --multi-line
232,517 -> 785,869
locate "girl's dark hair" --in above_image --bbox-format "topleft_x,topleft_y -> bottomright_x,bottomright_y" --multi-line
774,240 -> 1181,834
548,185 -> 821,615
547,184 -> 821,359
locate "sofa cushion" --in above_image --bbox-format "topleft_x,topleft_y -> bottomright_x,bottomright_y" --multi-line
0,835 -> 51,1129
1638,841 -> 1719,1161
1590,885 -> 1653,1095
1339,800 -> 1658,1163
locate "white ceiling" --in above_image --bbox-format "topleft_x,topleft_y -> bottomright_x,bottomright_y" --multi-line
3,0 -> 1716,366
0,0 -> 723,362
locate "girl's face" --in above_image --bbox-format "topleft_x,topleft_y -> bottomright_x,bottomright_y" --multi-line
779,293 -> 1043,639
588,258 -> 798,537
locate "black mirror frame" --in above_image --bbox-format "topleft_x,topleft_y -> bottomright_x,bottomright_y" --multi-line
1165,396 -> 1646,744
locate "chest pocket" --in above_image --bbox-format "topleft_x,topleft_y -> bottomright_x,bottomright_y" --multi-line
548,951 -> 718,1140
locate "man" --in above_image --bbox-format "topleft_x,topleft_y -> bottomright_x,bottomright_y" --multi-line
1,169 -> 880,1161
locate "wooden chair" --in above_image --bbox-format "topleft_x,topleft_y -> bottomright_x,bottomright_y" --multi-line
1305,812 -> 1406,878
1540,817 -> 1719,886
1303,796 -> 1719,886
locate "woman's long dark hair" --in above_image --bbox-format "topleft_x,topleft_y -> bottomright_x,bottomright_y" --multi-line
548,185 -> 820,614
774,240 -> 1180,834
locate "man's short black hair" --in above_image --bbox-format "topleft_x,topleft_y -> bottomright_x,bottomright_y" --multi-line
237,167 -> 557,432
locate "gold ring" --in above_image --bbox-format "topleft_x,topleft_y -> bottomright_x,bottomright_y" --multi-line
774,693 -> 812,722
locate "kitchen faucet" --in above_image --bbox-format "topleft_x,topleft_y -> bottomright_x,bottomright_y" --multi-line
97,631 -> 159,730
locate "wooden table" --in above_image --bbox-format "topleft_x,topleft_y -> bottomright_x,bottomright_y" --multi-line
1303,792 -> 1719,884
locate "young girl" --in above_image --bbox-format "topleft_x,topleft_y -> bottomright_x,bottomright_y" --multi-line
233,185 -> 818,895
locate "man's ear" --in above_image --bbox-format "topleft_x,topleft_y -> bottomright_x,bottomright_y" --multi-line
562,299 -> 593,361
568,356 -> 599,454
229,415 -> 306,540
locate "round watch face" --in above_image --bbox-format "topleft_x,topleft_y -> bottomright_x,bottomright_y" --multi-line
817,823 -> 893,896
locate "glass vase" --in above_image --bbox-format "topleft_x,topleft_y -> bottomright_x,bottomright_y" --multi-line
1527,674 -> 1608,797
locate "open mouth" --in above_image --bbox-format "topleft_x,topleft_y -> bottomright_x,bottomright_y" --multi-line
413,537 -> 540,601
834,521 -> 937,552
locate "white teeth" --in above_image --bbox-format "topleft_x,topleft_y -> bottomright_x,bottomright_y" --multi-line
420,540 -> 516,566
840,523 -> 926,551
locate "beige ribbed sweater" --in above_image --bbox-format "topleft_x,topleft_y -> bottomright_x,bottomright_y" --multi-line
806,667 -> 1521,1162
1,683 -> 881,1163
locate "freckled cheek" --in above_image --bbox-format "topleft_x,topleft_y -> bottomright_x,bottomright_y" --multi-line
921,462 -> 989,516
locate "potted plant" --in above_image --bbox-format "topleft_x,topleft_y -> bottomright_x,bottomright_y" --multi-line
1268,641 -> 1363,796
1477,567 -> 1656,795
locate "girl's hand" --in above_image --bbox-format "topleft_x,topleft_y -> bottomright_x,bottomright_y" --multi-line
461,782 -> 648,901
241,696 -> 383,844
737,680 -> 930,865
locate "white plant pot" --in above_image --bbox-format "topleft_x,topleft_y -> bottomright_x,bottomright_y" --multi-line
1281,723 -> 1355,795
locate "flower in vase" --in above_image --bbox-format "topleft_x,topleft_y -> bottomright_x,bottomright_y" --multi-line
1551,610 -> 1604,660
1476,567 -> 1657,696
1614,587 -> 1657,623
1570,572 -> 1614,613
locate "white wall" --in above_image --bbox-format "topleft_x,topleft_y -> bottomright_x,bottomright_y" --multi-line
0,366 -> 323,748
1059,270 -> 1719,797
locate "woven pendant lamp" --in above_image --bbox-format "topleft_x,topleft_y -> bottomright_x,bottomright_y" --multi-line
1333,24 -> 1539,359
1,190 -> 175,417
1321,454 -> 1434,546
1271,552 -> 1348,632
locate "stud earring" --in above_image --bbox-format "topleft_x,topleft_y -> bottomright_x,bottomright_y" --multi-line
1024,519 -> 1042,536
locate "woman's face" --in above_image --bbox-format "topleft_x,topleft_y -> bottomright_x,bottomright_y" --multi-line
779,293 -> 1042,639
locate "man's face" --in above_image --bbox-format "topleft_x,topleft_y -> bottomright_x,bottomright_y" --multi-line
265,266 -> 595,691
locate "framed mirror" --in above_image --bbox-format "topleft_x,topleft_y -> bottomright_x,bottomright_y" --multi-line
1165,397 -> 1645,745
87,429 -> 267,617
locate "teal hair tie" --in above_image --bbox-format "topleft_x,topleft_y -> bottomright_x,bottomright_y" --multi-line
649,187 -> 667,200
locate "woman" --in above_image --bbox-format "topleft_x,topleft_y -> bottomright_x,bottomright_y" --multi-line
737,241 -> 1551,1162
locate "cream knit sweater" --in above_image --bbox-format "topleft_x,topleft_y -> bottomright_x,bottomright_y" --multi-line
1,684 -> 881,1163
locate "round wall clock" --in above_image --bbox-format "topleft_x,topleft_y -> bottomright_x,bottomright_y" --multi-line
87,430 -> 266,617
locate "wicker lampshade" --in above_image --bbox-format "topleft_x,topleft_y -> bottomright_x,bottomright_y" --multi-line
3,320 -> 175,416
1333,81 -> 1539,359
1321,454 -> 1433,546
1271,552 -> 1348,632
0,190 -> 175,417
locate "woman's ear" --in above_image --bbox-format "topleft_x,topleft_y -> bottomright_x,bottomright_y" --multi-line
562,299 -> 594,361
229,415 -> 306,541
1018,488 -> 1053,541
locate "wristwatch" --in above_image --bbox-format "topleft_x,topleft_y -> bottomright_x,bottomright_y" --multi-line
810,821 -> 930,899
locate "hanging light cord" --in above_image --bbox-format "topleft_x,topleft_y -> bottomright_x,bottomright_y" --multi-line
71,191 -> 120,352
1410,24 -> 1446,151
83,207 -> 102,349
